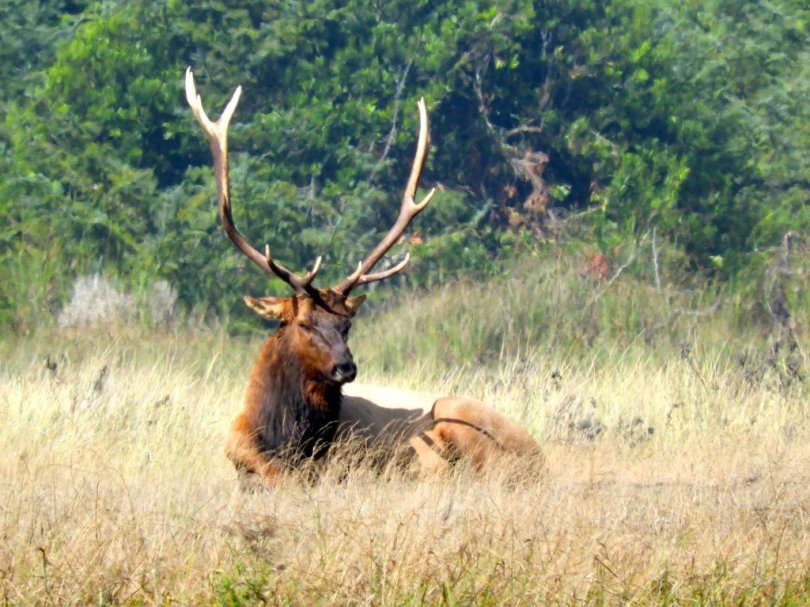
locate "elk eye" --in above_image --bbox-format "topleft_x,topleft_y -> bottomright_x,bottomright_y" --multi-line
297,322 -> 314,333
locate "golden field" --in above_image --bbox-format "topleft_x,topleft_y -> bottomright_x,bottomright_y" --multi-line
1,264 -> 808,605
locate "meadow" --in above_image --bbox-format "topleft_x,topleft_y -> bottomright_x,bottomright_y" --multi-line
1,255 -> 808,605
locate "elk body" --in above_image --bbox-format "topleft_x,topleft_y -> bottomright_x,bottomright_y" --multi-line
186,68 -> 544,486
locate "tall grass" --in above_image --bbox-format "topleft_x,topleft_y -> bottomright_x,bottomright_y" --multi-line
1,256 -> 807,605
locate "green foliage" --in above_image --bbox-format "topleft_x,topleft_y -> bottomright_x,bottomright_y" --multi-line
213,563 -> 280,607
0,0 -> 807,330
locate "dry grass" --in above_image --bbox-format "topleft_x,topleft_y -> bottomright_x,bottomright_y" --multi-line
1,318 -> 808,606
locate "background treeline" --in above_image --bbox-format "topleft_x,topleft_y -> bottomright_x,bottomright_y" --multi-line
1,0 -> 808,331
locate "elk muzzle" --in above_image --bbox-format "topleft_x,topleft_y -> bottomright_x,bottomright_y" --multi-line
330,359 -> 357,384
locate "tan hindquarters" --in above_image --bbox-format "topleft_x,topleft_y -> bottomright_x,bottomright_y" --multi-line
410,396 -> 545,473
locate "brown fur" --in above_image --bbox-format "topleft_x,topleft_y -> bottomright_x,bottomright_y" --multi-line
225,290 -> 360,485
227,291 -> 545,488
428,397 -> 546,471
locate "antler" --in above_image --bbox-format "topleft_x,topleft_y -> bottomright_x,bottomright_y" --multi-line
333,98 -> 436,295
185,67 -> 322,294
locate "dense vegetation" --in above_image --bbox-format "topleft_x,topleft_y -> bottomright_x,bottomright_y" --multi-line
1,0 -> 808,330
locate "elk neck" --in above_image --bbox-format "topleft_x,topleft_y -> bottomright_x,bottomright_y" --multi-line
243,327 -> 342,461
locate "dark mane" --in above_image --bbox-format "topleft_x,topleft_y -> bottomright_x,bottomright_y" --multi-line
246,328 -> 342,465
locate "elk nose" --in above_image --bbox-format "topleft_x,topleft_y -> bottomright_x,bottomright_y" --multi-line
332,361 -> 357,384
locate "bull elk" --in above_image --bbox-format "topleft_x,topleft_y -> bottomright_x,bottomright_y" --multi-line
185,68 -> 544,486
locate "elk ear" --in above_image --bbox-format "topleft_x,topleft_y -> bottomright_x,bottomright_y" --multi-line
344,294 -> 367,316
243,295 -> 293,321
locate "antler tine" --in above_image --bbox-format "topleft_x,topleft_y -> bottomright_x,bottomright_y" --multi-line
334,98 -> 435,294
264,245 -> 323,289
351,253 -> 411,286
185,67 -> 321,295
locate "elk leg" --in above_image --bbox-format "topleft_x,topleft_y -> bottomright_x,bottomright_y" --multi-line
224,413 -> 286,487
430,397 -> 545,471
408,429 -> 451,473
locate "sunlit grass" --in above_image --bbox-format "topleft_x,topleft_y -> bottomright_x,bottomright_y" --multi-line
1,260 -> 808,605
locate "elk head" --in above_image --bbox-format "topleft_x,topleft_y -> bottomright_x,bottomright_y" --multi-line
185,68 -> 435,385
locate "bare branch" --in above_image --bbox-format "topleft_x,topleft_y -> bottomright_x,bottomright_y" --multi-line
652,226 -> 661,291
368,60 -> 413,184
